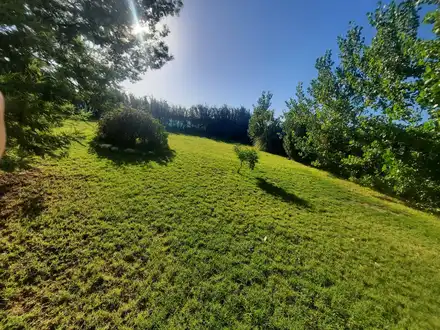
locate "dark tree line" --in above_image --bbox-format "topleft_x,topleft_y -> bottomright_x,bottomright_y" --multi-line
120,94 -> 251,143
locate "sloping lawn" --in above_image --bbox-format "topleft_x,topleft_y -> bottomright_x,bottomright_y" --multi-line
1,121 -> 440,329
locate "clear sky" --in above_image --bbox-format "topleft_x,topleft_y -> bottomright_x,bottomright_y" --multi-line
122,0 -> 418,114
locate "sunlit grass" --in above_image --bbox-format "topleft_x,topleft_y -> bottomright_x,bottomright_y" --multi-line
1,121 -> 440,329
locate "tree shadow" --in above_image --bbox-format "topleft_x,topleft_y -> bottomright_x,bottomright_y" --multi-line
166,128 -> 251,145
89,143 -> 176,167
21,195 -> 46,218
0,155 -> 33,172
256,178 -> 311,208
373,193 -> 440,217
0,170 -> 47,220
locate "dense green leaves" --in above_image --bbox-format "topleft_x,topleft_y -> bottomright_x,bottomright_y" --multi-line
96,108 -> 169,152
282,0 -> 440,211
248,91 -> 284,155
0,60 -> 80,170
234,145 -> 259,172
364,0 -> 423,123
0,0 -> 182,168
418,0 -> 440,127
121,95 -> 252,143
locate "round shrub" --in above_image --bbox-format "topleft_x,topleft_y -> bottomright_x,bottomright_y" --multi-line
97,108 -> 169,152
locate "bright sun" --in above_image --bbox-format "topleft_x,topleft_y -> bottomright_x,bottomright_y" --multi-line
132,24 -> 143,35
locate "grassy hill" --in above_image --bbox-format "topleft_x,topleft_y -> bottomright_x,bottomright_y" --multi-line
1,121 -> 440,329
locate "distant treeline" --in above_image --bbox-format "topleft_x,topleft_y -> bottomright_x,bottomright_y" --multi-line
120,94 -> 251,144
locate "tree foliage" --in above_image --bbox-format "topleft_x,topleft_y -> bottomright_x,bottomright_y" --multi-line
0,0 -> 182,167
282,0 -> 440,210
417,0 -> 440,127
96,108 -> 169,152
120,95 -> 251,143
234,145 -> 259,172
248,91 -> 284,155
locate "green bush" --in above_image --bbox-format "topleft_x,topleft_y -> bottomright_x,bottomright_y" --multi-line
96,108 -> 169,152
234,145 -> 259,172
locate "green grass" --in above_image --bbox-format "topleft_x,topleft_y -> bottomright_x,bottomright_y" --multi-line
1,121 -> 440,329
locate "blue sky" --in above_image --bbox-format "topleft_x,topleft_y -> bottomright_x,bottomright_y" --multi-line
122,0 -> 426,114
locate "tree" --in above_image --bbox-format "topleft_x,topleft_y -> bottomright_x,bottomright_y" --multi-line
283,83 -> 315,161
0,0 -> 182,168
283,48 -> 363,171
248,91 -> 284,154
362,0 -> 423,123
119,95 -> 252,144
234,145 -> 259,173
417,0 -> 440,128
282,0 -> 440,210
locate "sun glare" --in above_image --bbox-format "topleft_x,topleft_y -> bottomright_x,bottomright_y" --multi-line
127,0 -> 145,40
132,24 -> 143,35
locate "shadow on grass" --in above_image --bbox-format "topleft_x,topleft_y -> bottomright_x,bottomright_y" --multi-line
20,195 -> 46,218
256,178 -> 311,208
165,127 -> 251,145
0,170 -> 47,220
89,144 -> 176,166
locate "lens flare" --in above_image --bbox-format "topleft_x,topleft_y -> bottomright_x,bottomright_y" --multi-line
127,0 -> 144,41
